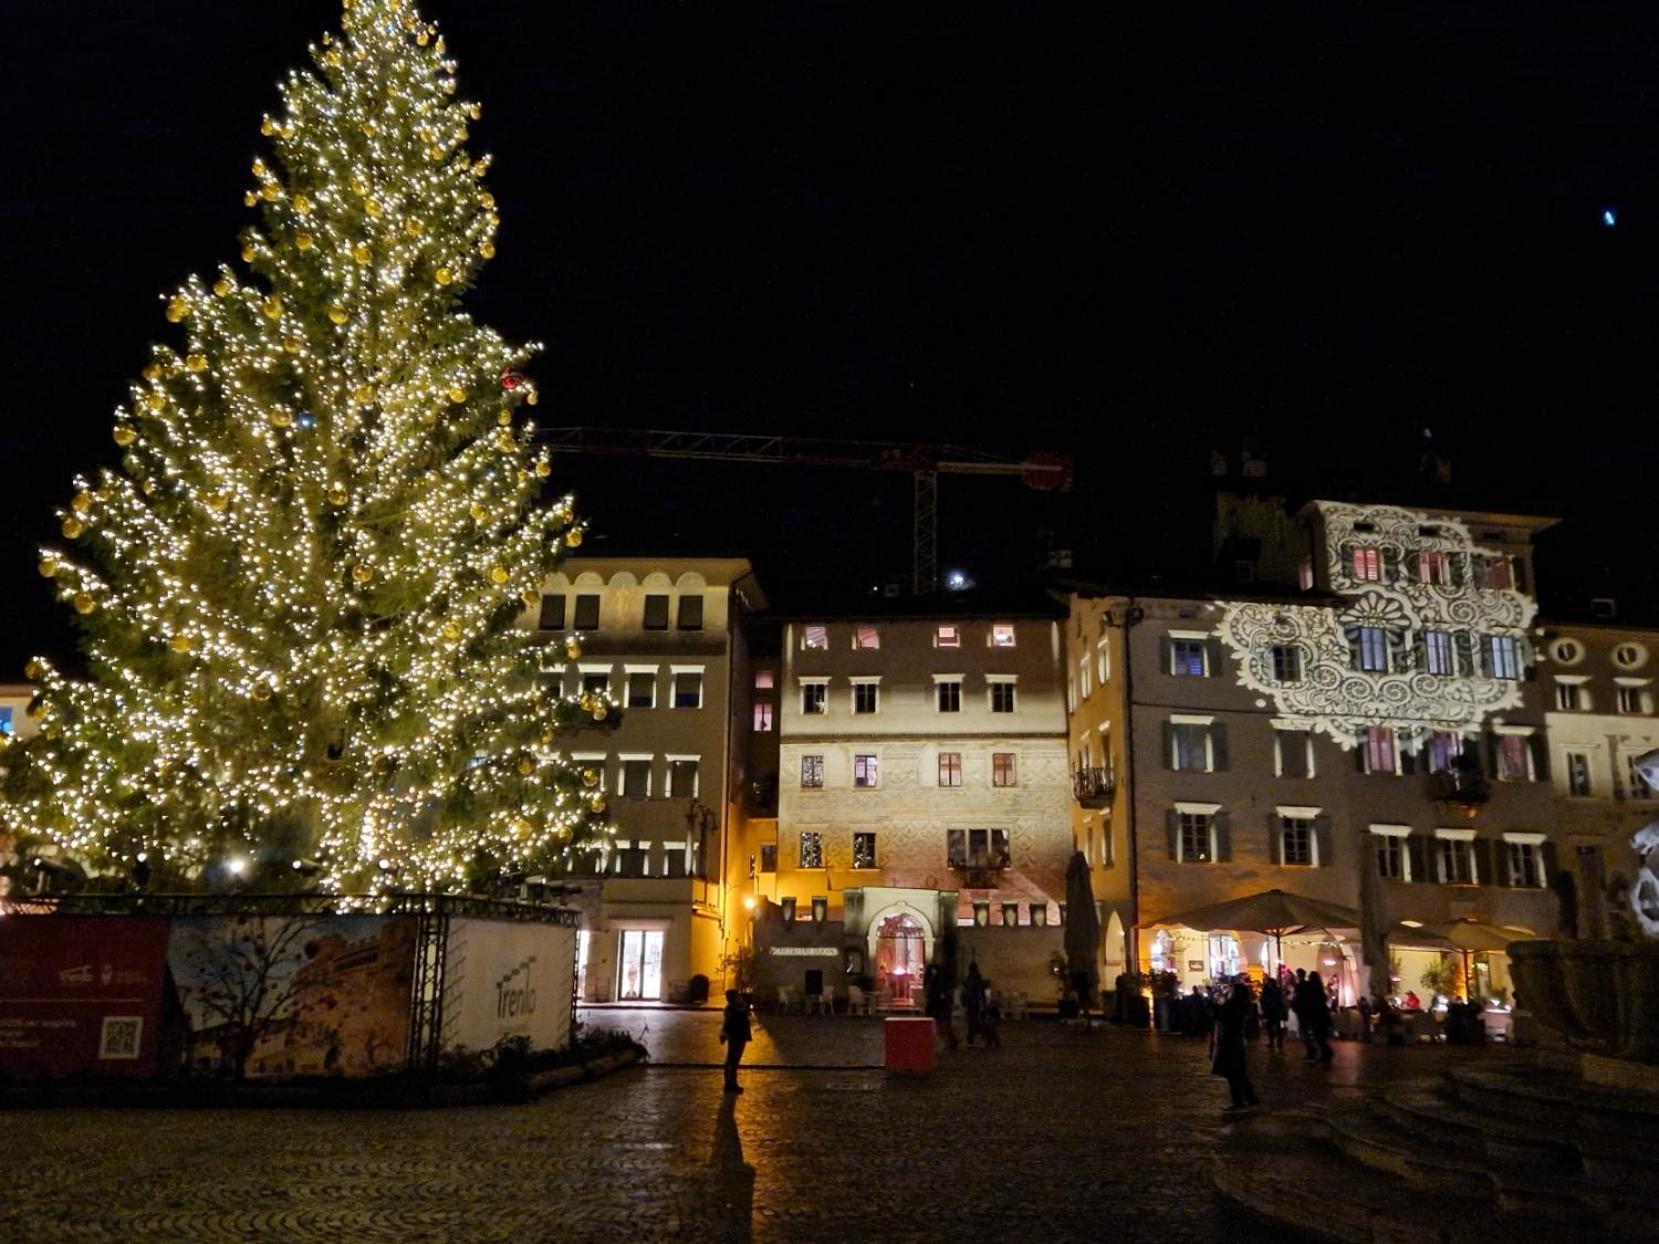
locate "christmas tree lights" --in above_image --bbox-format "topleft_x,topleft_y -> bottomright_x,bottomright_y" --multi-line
1,0 -> 611,892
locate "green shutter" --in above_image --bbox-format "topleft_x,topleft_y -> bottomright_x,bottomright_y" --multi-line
1213,811 -> 1232,862
1313,814 -> 1333,868
1267,812 -> 1282,865
1166,809 -> 1180,861
1210,722 -> 1229,772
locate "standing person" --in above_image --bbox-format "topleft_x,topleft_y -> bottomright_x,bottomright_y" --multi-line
1291,968 -> 1316,1060
963,961 -> 988,1045
980,982 -> 1003,1048
925,963 -> 959,1049
1259,976 -> 1288,1052
1304,971 -> 1335,1063
719,989 -> 751,1093
1209,976 -> 1260,1113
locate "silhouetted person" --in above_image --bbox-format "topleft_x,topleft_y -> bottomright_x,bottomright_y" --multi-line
925,963 -> 958,1048
1210,977 -> 1260,1112
1259,977 -> 1287,1052
963,961 -> 987,1044
1303,971 -> 1334,1063
720,988 -> 751,1093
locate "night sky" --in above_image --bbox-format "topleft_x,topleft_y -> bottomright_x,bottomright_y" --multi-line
4,2 -> 1658,672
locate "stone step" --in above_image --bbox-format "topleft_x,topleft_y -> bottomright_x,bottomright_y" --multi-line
1377,1085 -> 1583,1175
1322,1106 -> 1531,1204
1446,1065 -> 1659,1143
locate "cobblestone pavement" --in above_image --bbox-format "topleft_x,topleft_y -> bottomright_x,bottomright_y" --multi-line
1,1015 -> 1511,1243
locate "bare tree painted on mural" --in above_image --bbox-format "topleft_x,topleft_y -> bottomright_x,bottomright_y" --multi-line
176,915 -> 322,1079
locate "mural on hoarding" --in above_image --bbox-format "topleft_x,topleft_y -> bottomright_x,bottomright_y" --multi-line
440,917 -> 575,1055
0,915 -> 177,1079
168,915 -> 416,1079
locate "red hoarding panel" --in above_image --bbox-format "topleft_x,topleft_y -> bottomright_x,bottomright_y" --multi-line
0,916 -> 173,1079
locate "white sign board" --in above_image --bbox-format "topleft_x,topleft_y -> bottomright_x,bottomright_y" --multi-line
441,918 -> 575,1055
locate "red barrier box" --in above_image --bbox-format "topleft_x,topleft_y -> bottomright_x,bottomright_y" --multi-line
884,1016 -> 936,1074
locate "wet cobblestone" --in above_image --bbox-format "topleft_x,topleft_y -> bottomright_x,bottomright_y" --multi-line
0,1014 -> 1508,1242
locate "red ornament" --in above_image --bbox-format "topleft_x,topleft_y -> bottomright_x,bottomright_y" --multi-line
500,371 -> 523,390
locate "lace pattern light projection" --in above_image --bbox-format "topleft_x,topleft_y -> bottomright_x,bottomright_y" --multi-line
1216,502 -> 1537,750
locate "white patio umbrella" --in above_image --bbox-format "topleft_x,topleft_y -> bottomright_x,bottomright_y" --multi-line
1152,889 -> 1362,976
1387,918 -> 1533,1000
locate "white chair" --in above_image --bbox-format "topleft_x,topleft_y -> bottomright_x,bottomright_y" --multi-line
805,989 -> 829,1016
777,986 -> 794,1014
847,985 -> 871,1015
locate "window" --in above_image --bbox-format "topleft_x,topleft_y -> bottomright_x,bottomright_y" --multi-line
1551,639 -> 1584,665
676,595 -> 703,631
1417,550 -> 1452,584
1178,812 -> 1214,864
1080,661 -> 1092,700
935,624 -> 961,648
1479,555 -> 1513,590
1618,684 -> 1648,714
582,671 -> 611,697
754,670 -> 775,690
990,624 -> 1016,648
626,671 -> 656,709
1565,750 -> 1592,797
1171,722 -> 1211,772
642,594 -> 670,631
0,707 -> 11,736
1171,638 -> 1208,676
537,594 -> 566,630
852,832 -> 877,869
752,702 -> 774,732
1486,635 -> 1522,680
573,594 -> 601,631
1555,681 -> 1585,712
1507,839 -> 1544,888
1097,643 -> 1110,684
992,752 -> 1018,787
1495,734 -> 1532,781
853,625 -> 880,650
852,682 -> 879,714
1351,546 -> 1382,581
989,681 -> 1017,713
1628,753 -> 1655,800
1435,835 -> 1476,886
799,832 -> 823,869
621,758 -> 652,799
669,758 -> 699,799
673,671 -> 703,709
1355,626 -> 1389,673
938,752 -> 963,787
947,828 -> 1011,869
801,681 -> 827,714
1363,726 -> 1397,775
936,680 -> 962,713
1276,729 -> 1312,779
800,755 -> 824,788
1424,630 -> 1454,676
759,844 -> 778,873
1271,644 -> 1302,683
1373,831 -> 1409,882
853,754 -> 879,788
1427,730 -> 1461,773
1614,643 -> 1648,670
1279,816 -> 1315,866
802,625 -> 828,650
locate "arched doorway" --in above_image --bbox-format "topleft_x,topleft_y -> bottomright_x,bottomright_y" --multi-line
872,911 -> 927,1007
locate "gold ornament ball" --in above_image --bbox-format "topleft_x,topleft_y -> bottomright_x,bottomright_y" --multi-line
512,816 -> 533,838
241,241 -> 258,263
582,767 -> 600,787
252,682 -> 273,703
426,146 -> 444,162
441,620 -> 462,641
480,241 -> 496,259
469,502 -> 488,522
328,304 -> 349,325
61,515 -> 85,541
244,191 -> 259,208
565,637 -> 582,660
353,384 -> 376,404
364,198 -> 382,217
185,353 -> 207,372
327,485 -> 349,506
448,385 -> 467,403
590,796 -> 607,814
165,296 -> 189,323
353,243 -> 371,265
405,218 -> 424,236
283,335 -> 302,354
293,194 -> 312,215
141,362 -> 162,381
435,266 -> 454,286
37,556 -> 58,579
296,232 -> 315,251
72,490 -> 93,513
73,593 -> 97,615
269,407 -> 294,429
565,528 -> 584,548
141,390 -> 165,412
260,116 -> 275,137
259,183 -> 280,202
535,460 -> 551,478
24,657 -> 44,680
141,478 -> 157,496
520,589 -> 538,609
592,704 -> 609,721
468,103 -> 483,120
518,757 -> 535,776
352,563 -> 374,584
489,565 -> 510,585
169,633 -> 193,654
205,492 -> 229,512
525,388 -> 540,406
212,278 -> 232,297
261,295 -> 283,319
113,425 -> 137,447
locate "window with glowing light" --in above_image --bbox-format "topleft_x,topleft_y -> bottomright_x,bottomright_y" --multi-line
1170,638 -> 1208,677
990,624 -> 1016,648
1417,551 -> 1452,584
802,625 -> 829,650
1495,734 -> 1532,781
752,702 -> 774,732
853,832 -> 877,869
799,832 -> 823,869
1354,626 -> 1389,673
1363,726 -> 1397,775
1423,629 -> 1454,676
754,670 -> 775,690
1351,546 -> 1382,582
853,626 -> 880,650
800,754 -> 824,788
853,754 -> 879,788
1485,634 -> 1522,680
935,625 -> 961,648
992,752 -> 1017,787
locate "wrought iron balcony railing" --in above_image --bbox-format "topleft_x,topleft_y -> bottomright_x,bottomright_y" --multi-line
1072,765 -> 1116,808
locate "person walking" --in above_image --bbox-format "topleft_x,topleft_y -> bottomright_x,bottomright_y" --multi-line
1304,971 -> 1335,1063
963,961 -> 988,1045
1259,976 -> 1288,1052
1210,976 -> 1260,1113
719,989 -> 752,1093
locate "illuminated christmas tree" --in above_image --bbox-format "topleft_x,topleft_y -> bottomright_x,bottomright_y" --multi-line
1,0 -> 610,892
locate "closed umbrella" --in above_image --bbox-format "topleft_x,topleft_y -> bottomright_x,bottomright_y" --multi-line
1064,851 -> 1102,1005
1152,888 -> 1362,977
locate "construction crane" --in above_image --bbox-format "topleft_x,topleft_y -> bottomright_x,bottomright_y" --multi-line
534,428 -> 1072,594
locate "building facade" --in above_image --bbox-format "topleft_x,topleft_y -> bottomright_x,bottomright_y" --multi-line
1535,618 -> 1659,937
1063,495 -> 1567,1002
526,556 -> 764,1003
732,600 -> 1074,1003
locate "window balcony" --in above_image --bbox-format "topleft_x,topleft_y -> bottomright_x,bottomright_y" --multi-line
1072,765 -> 1116,808
1427,766 -> 1490,813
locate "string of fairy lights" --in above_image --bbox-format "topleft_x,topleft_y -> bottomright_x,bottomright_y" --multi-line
1,0 -> 613,893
